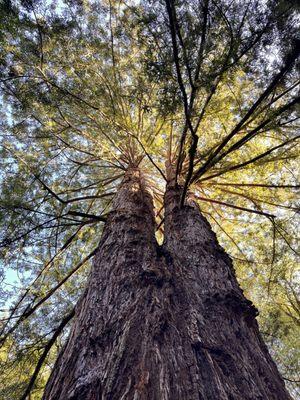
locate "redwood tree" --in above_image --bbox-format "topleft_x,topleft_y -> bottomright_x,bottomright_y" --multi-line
0,0 -> 299,399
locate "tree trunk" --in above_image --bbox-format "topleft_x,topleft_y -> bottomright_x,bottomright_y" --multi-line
43,169 -> 291,400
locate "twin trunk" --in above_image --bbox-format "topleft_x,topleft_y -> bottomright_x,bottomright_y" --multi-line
43,168 -> 290,400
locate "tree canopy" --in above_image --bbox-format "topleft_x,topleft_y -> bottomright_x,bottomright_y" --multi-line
0,0 -> 299,398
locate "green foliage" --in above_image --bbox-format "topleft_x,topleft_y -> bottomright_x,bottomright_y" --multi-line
0,0 -> 299,398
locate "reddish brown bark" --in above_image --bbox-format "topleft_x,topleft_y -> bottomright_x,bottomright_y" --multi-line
163,183 -> 290,399
42,169 -> 290,400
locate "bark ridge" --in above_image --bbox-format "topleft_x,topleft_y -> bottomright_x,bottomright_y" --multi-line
43,170 -> 291,400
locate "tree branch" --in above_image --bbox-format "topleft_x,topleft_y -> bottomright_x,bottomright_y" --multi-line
20,308 -> 75,400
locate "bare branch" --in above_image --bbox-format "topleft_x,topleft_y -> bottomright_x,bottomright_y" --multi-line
20,308 -> 75,400
194,195 -> 275,218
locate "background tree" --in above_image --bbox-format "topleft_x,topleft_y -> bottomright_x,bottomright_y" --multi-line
0,0 -> 299,398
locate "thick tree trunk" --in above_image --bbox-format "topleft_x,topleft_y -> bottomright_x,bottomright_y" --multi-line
43,169 -> 290,400
162,183 -> 291,400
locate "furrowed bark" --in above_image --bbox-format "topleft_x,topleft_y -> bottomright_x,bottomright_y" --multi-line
43,168 -> 173,399
43,167 -> 291,399
162,180 -> 291,399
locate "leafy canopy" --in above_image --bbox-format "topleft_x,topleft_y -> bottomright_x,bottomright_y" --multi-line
0,0 -> 299,398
